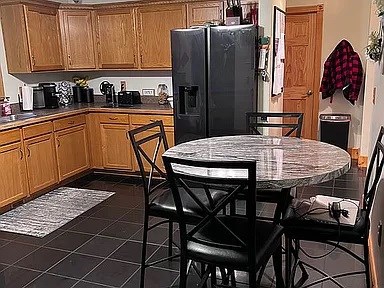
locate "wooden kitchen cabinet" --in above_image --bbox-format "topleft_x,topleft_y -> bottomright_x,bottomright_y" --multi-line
0,142 -> 28,207
100,124 -> 132,170
96,8 -> 137,69
25,5 -> 64,71
55,125 -> 89,181
24,134 -> 58,194
137,4 -> 186,69
186,1 -> 224,26
60,10 -> 97,70
0,3 -> 64,72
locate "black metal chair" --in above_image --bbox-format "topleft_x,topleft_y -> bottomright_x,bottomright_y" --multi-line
283,126 -> 384,288
163,155 -> 284,287
128,120 -> 227,288
246,112 -> 304,138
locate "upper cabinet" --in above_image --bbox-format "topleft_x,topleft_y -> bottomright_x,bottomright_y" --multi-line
60,10 -> 97,70
0,3 -> 64,73
96,8 -> 137,69
137,4 -> 186,69
186,1 -> 224,27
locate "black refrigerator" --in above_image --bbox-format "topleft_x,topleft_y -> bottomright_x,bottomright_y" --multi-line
171,24 -> 257,145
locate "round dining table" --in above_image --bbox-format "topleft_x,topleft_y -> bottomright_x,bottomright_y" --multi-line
163,135 -> 351,189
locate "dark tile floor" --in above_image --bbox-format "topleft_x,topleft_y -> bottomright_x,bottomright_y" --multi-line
0,161 -> 366,288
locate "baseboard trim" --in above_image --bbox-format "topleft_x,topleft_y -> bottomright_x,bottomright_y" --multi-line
369,236 -> 378,288
358,156 -> 368,168
347,147 -> 360,160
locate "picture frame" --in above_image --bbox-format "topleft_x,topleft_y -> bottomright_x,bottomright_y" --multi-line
271,6 -> 286,97
142,89 -> 156,96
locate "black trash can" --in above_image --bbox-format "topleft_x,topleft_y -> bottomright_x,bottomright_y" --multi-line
320,114 -> 351,151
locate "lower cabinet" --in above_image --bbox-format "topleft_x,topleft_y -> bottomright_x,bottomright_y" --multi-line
24,133 -> 58,194
55,125 -> 89,181
131,125 -> 174,172
0,142 -> 28,206
100,124 -> 132,170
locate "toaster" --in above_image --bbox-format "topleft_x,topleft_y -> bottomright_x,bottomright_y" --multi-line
117,91 -> 142,107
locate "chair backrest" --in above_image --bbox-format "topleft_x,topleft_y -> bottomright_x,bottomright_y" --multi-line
364,126 -> 384,218
128,120 -> 169,201
163,155 -> 258,266
246,112 -> 304,138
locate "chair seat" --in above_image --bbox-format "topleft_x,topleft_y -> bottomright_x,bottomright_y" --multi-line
282,199 -> 367,244
149,187 -> 227,221
187,216 -> 284,270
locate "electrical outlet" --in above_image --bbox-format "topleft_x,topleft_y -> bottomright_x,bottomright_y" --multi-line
120,80 -> 126,92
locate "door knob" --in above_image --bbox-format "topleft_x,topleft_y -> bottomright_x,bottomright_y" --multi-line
306,90 -> 313,96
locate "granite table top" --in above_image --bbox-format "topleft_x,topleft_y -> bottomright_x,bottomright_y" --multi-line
163,135 -> 352,189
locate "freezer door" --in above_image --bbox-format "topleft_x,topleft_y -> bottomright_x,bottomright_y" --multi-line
208,24 -> 256,137
171,28 -> 207,144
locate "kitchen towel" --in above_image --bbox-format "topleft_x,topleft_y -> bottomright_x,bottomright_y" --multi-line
21,85 -> 33,111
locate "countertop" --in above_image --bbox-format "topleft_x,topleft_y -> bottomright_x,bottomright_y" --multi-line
0,102 -> 173,132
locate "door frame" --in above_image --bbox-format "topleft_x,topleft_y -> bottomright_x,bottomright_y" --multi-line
286,4 -> 323,139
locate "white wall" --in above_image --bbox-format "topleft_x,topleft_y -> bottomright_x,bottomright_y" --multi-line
286,0 -> 371,148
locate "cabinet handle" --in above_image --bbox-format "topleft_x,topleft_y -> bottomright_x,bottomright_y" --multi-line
68,120 -> 75,125
27,147 -> 31,158
68,55 -> 72,66
19,149 -> 24,160
109,117 -> 118,120
219,9 -> 223,20
31,55 -> 36,66
57,138 -> 61,147
140,54 -> 143,64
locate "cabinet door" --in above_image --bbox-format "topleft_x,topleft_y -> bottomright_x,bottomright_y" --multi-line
61,10 -> 97,70
187,2 -> 223,26
25,5 -> 64,71
137,4 -> 186,69
100,124 -> 132,170
55,125 -> 89,181
25,133 -> 58,194
131,125 -> 174,172
96,9 -> 137,69
0,143 -> 27,207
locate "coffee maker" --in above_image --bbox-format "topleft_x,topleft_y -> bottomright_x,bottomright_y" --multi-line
39,83 -> 59,109
100,81 -> 116,104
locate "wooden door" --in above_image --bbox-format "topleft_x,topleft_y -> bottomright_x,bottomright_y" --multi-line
25,5 -> 64,71
137,4 -> 186,69
24,133 -> 58,194
100,124 -> 132,170
61,10 -> 97,70
131,125 -> 174,172
0,143 -> 27,207
55,125 -> 89,181
284,5 -> 323,139
96,8 -> 137,69
187,2 -> 223,26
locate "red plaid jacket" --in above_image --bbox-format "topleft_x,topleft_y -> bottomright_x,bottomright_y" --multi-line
320,40 -> 363,105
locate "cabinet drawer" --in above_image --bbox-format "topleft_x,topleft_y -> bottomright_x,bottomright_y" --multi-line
99,114 -> 129,124
0,129 -> 21,146
23,121 -> 53,139
130,114 -> 173,127
53,114 -> 86,131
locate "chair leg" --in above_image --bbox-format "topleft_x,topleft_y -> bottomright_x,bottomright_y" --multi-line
211,266 -> 217,287
140,213 -> 150,288
364,240 -> 371,288
230,200 -> 236,215
249,266 -> 258,288
273,243 -> 284,288
179,252 -> 189,288
285,236 -> 292,288
168,221 -> 173,257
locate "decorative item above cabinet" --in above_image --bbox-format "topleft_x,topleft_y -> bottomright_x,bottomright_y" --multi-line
0,0 -> 225,73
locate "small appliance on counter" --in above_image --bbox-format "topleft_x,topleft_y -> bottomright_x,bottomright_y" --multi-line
100,81 -> 116,104
18,85 -> 34,111
39,83 -> 59,109
117,91 -> 142,107
32,86 -> 45,109
81,87 -> 94,103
